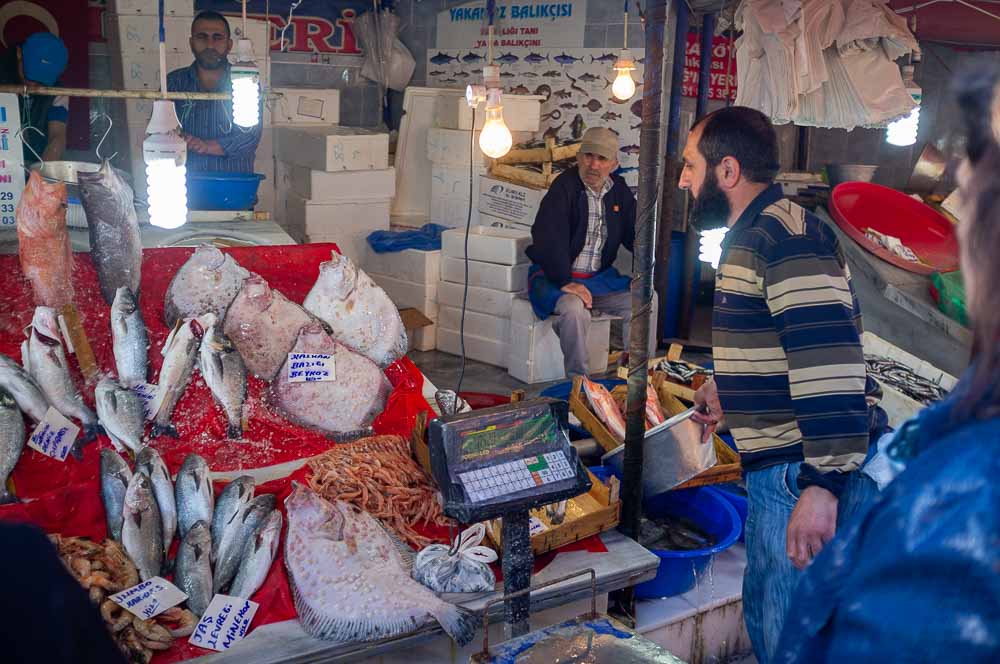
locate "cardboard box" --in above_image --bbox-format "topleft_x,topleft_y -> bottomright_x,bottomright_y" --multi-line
285,193 -> 390,260
362,246 -> 440,284
437,281 -> 518,318
478,175 -> 546,227
440,256 -> 528,292
427,127 -> 484,167
367,273 -> 438,316
107,14 -> 192,53
274,126 -> 389,172
111,0 -> 193,15
436,94 -> 543,132
408,325 -> 437,352
438,306 -> 510,341
507,298 -> 611,384
441,226 -> 530,265
436,328 -> 508,368
290,166 -> 395,202
268,88 -> 341,126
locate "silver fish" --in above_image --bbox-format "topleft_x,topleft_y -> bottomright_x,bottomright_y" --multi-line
78,160 -> 142,305
174,520 -> 213,616
122,469 -> 164,581
0,388 -> 25,504
211,475 -> 255,563
135,446 -> 177,554
151,315 -> 208,438
164,246 -> 249,329
198,323 -> 247,439
213,493 -> 276,594
100,448 -> 132,541
95,378 -> 145,454
111,287 -> 149,387
0,353 -> 49,422
230,509 -> 282,600
175,453 -> 214,540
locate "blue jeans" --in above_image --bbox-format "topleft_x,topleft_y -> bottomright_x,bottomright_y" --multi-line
743,462 -> 878,664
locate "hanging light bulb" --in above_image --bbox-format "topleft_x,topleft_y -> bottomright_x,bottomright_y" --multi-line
612,50 -> 637,101
886,64 -> 921,147
143,100 -> 188,229
699,227 -> 728,269
231,38 -> 260,128
479,88 -> 512,159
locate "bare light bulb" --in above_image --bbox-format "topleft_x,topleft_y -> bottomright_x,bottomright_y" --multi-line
143,100 -> 188,229
612,71 -> 636,101
479,104 -> 512,159
699,227 -> 728,269
886,107 -> 919,147
231,40 -> 260,128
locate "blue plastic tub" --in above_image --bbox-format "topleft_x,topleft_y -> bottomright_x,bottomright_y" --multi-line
187,172 -> 265,210
713,484 -> 748,543
635,486 -> 742,599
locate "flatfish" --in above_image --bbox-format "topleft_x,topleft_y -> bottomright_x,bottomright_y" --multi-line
164,246 -> 249,328
16,170 -> 74,309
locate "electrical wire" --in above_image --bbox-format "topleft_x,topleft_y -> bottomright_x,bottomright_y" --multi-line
455,105 -> 476,395
279,0 -> 304,52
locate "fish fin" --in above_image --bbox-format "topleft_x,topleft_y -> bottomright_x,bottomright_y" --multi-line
226,422 -> 242,439
151,423 -> 180,439
432,603 -> 478,647
162,319 -> 183,357
375,521 -> 416,571
20,341 -> 30,374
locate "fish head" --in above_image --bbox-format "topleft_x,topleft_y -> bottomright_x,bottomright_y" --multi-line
185,520 -> 212,554
285,483 -> 343,534
24,171 -> 67,217
317,253 -> 358,301
30,307 -> 62,347
125,469 -> 155,510
242,275 -> 273,312
192,245 -> 227,271
112,287 -> 138,318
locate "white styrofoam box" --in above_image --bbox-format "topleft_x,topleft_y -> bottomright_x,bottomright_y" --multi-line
507,299 -> 611,384
125,98 -> 156,125
367,273 -> 439,317
107,14 -> 192,53
230,17 -> 270,58
436,94 -> 543,132
479,211 -> 532,232
126,124 -> 146,163
437,280 -> 518,318
430,164 -> 484,228
256,126 -> 274,162
111,0 -> 193,15
274,126 -> 388,172
436,328 -> 508,368
115,53 -> 189,90
478,175 -> 546,227
440,256 -> 528,293
273,160 -> 294,225
426,127 -> 484,167
289,166 -> 395,203
441,226 -> 530,265
438,306 -> 509,341
285,193 -> 391,260
408,325 -> 437,352
362,246 -> 440,284
268,88 -> 340,126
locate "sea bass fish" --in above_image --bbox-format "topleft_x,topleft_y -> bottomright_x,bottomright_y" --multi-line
0,353 -> 49,422
164,246 -> 249,328
78,160 -> 142,305
230,509 -> 282,600
0,388 -> 25,504
582,377 -> 626,442
111,287 -> 149,387
271,323 -> 391,437
135,446 -> 177,554
95,378 -> 145,454
151,315 -> 207,438
284,485 -> 476,645
174,520 -> 213,616
122,469 -> 164,581
16,171 -> 74,309
303,253 -> 407,368
223,275 -> 313,380
100,449 -> 132,541
198,323 -> 246,439
213,493 -> 276,594
211,475 -> 255,563
175,453 -> 214,539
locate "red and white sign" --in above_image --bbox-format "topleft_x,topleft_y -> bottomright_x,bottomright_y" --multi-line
682,34 -> 737,101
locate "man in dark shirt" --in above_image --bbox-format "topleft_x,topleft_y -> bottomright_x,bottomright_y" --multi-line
0,32 -> 69,163
166,10 -> 261,173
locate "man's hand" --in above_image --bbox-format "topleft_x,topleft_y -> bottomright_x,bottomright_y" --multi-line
786,485 -> 838,570
561,282 -> 593,309
692,378 -> 722,443
183,134 -> 224,156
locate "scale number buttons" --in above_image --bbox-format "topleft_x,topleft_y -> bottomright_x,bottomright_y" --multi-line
459,451 -> 575,503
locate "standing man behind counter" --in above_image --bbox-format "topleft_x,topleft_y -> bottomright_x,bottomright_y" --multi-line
167,11 -> 261,173
0,32 -> 69,163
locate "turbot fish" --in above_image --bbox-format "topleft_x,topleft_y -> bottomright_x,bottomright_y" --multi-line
122,469 -> 164,581
174,520 -> 213,617
0,388 -> 25,504
111,287 -> 149,387
584,99 -> 603,112
78,160 -> 142,305
0,353 -> 49,423
100,449 -> 132,541
230,510 -> 282,600
151,315 -> 207,438
284,485 -> 477,645
175,453 -> 214,540
554,52 -> 583,65
429,52 -> 460,65
16,171 -> 74,309
135,446 -> 177,554
213,494 -> 277,594
95,378 -> 145,454
198,323 -> 247,439
163,246 -> 249,328
211,475 -> 255,562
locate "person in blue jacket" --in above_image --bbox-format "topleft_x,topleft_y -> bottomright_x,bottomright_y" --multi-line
774,61 -> 1000,663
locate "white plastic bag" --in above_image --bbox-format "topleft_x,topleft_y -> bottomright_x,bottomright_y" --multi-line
412,524 -> 498,593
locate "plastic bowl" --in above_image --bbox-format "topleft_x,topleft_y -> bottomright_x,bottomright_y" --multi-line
712,484 -> 748,544
635,486 -> 741,599
187,171 -> 265,211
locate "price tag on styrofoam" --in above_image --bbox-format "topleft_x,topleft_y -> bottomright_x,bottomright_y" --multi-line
27,407 -> 80,462
110,577 -> 187,620
528,516 -> 549,536
189,594 -> 259,652
131,382 -> 159,420
287,352 -> 336,383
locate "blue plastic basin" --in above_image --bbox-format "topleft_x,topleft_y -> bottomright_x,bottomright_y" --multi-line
187,171 -> 264,210
713,483 -> 748,544
635,486 -> 741,599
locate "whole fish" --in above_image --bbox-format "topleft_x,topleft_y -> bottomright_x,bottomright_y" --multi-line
646,385 -> 667,427
509,84 -> 531,95
213,493 -> 277,594
135,446 -> 176,554
151,315 -> 207,438
522,71 -> 539,78
560,102 -> 579,109
111,287 -> 149,387
271,323 -> 391,437
582,378 -> 626,442
284,485 -> 477,645
223,274 -> 313,381
584,99 -> 603,112
78,160 -> 142,305
428,70 -> 447,76
542,70 -> 562,77
175,453 -> 214,540
95,378 -> 145,454
441,78 -> 458,85
174,520 -> 213,616
0,387 -> 25,504
590,52 -> 618,63
576,72 -> 602,83
230,509 -> 282,600
571,113 -> 586,140
16,170 -> 74,309
23,307 -> 99,448
211,475 -> 255,562
0,353 -> 49,422
429,52 -> 460,65
454,71 -> 470,78
163,246 -> 249,328
303,253 -> 407,368
554,52 -> 584,65
495,52 -> 519,63
553,89 -> 573,99
100,449 -> 132,541
621,144 -> 642,155
121,469 -> 164,581
499,72 -> 515,79
461,52 -> 484,63
602,111 -> 623,121
524,52 -> 549,64
198,323 -> 247,439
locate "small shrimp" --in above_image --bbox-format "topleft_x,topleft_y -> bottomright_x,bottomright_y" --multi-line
132,616 -> 172,643
160,607 -> 197,637
70,557 -> 91,579
89,586 -> 106,605
81,570 -> 116,590
101,600 -> 133,633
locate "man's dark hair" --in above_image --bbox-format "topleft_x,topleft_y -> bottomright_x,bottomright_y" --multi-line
693,106 -> 780,184
192,10 -> 231,38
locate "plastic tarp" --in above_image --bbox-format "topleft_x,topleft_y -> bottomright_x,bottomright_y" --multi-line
367,223 -> 449,253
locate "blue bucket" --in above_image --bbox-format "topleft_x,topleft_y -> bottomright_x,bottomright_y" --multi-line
187,171 -> 265,210
713,484 -> 748,543
635,486 -> 742,599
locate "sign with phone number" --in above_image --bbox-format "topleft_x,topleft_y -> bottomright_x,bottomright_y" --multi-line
0,94 -> 25,226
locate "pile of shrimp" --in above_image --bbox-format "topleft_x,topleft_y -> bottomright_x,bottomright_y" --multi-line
51,534 -> 197,664
306,434 -> 453,549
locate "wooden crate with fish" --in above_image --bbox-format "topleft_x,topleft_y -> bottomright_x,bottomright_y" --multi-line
616,343 -> 713,402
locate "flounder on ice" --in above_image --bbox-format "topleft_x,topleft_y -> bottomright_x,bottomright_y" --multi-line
164,246 -> 249,328
303,253 -> 407,368
284,484 -> 476,645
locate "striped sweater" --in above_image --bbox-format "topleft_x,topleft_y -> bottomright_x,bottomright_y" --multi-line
713,185 -> 868,494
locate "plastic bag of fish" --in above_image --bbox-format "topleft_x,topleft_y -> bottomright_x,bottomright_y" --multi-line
412,523 -> 497,594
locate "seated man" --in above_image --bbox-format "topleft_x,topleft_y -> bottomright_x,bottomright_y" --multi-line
167,10 -> 261,173
0,32 -> 69,163
526,127 -> 656,377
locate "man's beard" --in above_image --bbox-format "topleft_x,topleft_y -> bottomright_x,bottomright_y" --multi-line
194,48 -> 227,70
689,169 -> 731,231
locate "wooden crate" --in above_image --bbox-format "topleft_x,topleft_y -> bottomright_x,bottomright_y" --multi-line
615,343 -> 707,401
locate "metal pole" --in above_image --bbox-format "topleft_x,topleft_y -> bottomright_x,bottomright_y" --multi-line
0,85 -> 230,101
696,13 -> 716,118
501,510 -> 532,639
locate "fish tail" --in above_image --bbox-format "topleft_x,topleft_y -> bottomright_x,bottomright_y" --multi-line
433,602 -> 478,647
151,423 -> 180,439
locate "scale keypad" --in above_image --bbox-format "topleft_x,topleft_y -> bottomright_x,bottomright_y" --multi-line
459,451 -> 574,503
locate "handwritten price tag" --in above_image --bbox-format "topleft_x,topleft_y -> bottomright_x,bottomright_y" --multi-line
27,408 -> 80,462
110,577 -> 187,619
130,382 -> 159,420
189,594 -> 259,652
287,352 -> 336,383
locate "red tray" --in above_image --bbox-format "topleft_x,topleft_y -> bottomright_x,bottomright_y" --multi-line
828,182 -> 959,276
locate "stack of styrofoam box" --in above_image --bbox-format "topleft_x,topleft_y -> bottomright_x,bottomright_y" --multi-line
435,226 -> 531,368
508,298 -> 612,384
477,174 -> 547,232
363,247 -> 441,352
275,126 -> 392,259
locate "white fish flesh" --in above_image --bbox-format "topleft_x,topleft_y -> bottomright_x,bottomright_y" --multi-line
0,353 -> 49,423
303,252 -> 407,368
164,246 -> 249,328
0,388 -> 25,504
230,509 -> 282,600
95,378 -> 145,454
198,322 -> 247,439
111,287 -> 149,387
151,315 -> 208,438
135,446 -> 177,554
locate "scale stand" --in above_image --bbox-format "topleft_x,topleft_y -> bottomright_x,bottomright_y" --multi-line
500,510 -> 532,638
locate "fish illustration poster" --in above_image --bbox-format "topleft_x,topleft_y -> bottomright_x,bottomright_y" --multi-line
427,48 -> 645,187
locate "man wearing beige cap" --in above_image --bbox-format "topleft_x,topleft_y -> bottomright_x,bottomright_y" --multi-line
526,127 -> 656,376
